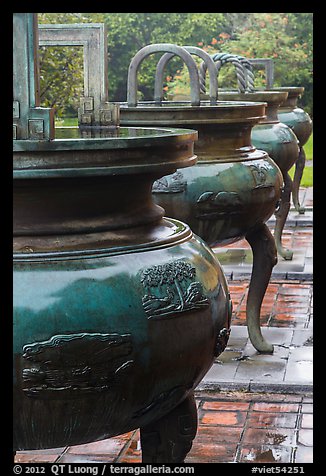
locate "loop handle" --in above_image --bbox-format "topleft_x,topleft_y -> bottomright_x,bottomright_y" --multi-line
154,46 -> 218,105
127,44 -> 201,107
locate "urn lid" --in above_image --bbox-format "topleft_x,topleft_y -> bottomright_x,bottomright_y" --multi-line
119,100 -> 267,126
269,86 -> 304,99
13,126 -> 198,179
217,90 -> 288,108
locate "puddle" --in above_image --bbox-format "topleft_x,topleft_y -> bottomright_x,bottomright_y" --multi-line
243,446 -> 290,463
266,432 -> 287,445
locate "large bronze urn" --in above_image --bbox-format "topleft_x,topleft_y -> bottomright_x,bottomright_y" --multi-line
13,15 -> 231,463
120,44 -> 283,354
199,53 -> 300,260
246,58 -> 312,213
216,56 -> 312,215
273,86 -> 313,213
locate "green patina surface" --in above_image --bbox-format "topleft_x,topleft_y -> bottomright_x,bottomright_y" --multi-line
153,156 -> 282,247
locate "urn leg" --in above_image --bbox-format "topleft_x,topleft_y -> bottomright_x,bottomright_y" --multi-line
140,392 -> 198,463
245,223 -> 277,354
292,146 -> 306,214
274,171 -> 294,260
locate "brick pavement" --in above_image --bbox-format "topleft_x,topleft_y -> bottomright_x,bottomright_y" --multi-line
15,392 -> 313,464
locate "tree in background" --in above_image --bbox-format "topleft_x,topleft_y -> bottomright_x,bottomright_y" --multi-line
38,13 -> 88,117
167,13 -> 313,116
37,13 -> 313,118
217,13 -> 313,115
83,13 -> 226,101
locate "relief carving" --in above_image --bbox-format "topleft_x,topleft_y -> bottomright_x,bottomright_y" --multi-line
152,171 -> 187,193
22,332 -> 133,398
141,260 -> 209,319
214,327 -> 231,357
243,161 -> 276,190
276,126 -> 293,143
196,191 -> 243,219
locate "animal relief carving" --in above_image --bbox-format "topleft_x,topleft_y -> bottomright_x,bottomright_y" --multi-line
152,171 -> 187,193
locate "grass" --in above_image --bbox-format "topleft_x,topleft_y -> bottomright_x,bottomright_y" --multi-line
55,116 -> 78,127
303,132 -> 313,161
289,133 -> 313,187
55,117 -> 313,187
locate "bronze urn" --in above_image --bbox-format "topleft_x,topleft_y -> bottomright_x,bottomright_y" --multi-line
199,53 -> 300,260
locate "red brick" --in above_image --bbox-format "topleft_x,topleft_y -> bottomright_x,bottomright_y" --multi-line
229,284 -> 248,292
67,437 -> 127,455
15,454 -> 59,463
197,425 -> 242,444
247,412 -> 298,429
201,410 -> 247,426
119,455 -> 142,463
186,442 -> 237,463
202,401 -> 250,411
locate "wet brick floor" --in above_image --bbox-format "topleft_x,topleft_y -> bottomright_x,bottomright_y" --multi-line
15,391 -> 313,464
222,227 -> 313,253
229,280 -> 313,328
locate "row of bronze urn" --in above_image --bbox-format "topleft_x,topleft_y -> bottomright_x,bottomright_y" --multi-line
13,15 -> 312,462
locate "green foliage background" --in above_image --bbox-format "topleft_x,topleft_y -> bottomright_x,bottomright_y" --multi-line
38,13 -> 313,118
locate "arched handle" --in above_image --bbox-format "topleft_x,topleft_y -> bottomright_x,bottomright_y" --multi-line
127,44 -> 201,107
154,46 -> 218,105
199,52 -> 252,95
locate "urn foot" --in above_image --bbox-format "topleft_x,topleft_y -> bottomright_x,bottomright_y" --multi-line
274,172 -> 294,260
292,146 -> 306,214
140,392 -> 197,463
245,223 -> 277,354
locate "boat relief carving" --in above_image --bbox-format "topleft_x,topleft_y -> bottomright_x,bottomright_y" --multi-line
22,332 -> 133,398
140,260 -> 210,319
196,191 -> 244,219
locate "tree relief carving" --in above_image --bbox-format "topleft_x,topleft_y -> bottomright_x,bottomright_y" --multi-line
276,125 -> 296,143
140,260 -> 210,319
243,161 -> 276,189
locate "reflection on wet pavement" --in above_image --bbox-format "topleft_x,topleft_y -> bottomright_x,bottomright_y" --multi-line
15,391 -> 313,464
